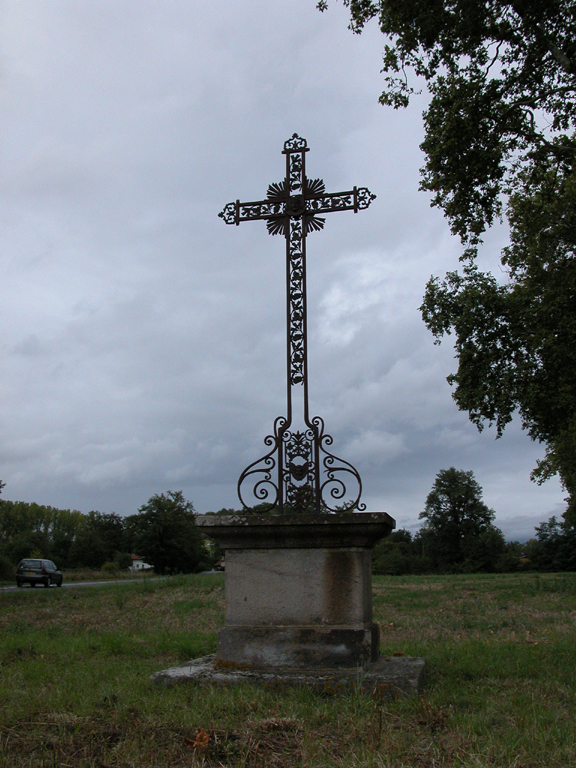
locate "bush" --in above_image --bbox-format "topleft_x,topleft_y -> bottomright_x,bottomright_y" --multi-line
114,552 -> 132,570
372,529 -> 430,575
0,555 -> 15,581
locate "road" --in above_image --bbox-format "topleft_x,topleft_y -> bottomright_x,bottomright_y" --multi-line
0,571 -> 221,593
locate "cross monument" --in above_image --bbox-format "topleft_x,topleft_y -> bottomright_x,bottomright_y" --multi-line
150,137 -> 425,690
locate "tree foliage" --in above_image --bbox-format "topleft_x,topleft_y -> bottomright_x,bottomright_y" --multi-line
419,467 -> 505,571
67,511 -> 127,569
320,0 -> 575,240
524,515 -> 576,570
319,0 -> 576,514
420,160 -> 576,515
126,491 -> 206,575
372,529 -> 428,574
0,489 -> 129,570
0,499 -> 85,566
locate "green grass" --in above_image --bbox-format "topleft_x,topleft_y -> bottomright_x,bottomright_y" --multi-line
1,572 -> 575,766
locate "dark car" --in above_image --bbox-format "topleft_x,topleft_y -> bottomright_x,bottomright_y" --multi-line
16,559 -> 63,588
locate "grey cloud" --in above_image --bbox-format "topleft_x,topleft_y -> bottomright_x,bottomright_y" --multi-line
0,0 -> 566,531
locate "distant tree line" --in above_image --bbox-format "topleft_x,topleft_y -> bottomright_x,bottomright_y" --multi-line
372,469 -> 576,575
1,470 -> 574,579
0,483 -> 212,579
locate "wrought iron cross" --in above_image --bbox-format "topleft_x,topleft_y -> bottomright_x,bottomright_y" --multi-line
219,134 -> 376,514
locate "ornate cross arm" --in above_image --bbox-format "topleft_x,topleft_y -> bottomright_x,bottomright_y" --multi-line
218,187 -> 376,227
219,199 -> 284,226
306,187 -> 376,215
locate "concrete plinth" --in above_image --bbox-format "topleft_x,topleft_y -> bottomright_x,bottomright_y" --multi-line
224,547 -> 373,627
197,513 -> 394,669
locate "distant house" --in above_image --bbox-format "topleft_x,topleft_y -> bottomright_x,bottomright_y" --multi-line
130,554 -> 153,572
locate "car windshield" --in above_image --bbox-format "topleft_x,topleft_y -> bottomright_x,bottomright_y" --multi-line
20,559 -> 42,568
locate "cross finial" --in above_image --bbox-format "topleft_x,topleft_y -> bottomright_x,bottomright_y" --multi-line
283,134 -> 308,153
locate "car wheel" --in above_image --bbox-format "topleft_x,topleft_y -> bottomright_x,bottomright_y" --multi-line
57,581 -> 62,587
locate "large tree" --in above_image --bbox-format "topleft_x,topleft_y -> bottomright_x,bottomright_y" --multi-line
318,1 -> 576,515
67,511 -> 127,569
420,467 -> 505,571
127,491 -> 205,575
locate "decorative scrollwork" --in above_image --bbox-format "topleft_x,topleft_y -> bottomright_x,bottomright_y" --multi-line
283,133 -> 308,153
237,417 -> 285,511
312,416 -> 366,512
240,200 -> 283,219
288,152 -> 303,193
355,187 -> 377,210
288,219 -> 305,385
307,192 -> 354,213
284,430 -> 314,480
282,428 -> 317,514
238,417 -> 365,513
218,201 -> 237,225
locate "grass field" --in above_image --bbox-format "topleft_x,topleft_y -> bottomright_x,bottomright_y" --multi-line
0,572 -> 575,767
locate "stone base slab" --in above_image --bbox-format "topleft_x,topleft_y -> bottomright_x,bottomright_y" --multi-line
151,654 -> 426,697
218,624 -> 380,668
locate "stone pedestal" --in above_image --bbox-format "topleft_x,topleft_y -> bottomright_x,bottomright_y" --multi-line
151,513 -> 427,695
198,513 -> 394,668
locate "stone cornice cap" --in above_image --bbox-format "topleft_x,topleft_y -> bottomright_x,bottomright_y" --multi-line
196,512 -> 395,550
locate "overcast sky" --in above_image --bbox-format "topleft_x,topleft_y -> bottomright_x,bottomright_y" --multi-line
0,1 -> 566,540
